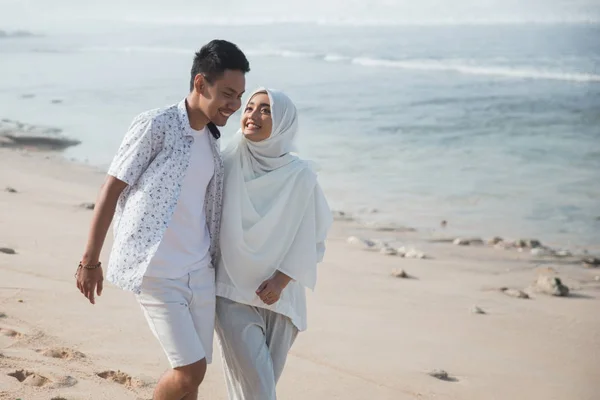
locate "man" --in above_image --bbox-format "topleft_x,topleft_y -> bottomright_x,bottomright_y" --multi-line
75,39 -> 249,400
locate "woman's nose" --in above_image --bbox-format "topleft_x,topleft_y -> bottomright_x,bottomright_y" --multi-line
250,108 -> 261,119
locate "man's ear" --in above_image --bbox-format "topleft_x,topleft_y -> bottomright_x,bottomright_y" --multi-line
193,74 -> 206,93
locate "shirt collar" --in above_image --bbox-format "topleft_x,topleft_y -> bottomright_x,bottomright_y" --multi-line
177,98 -> 221,140
177,98 -> 195,137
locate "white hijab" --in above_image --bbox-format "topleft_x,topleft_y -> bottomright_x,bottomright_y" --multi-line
219,88 -> 332,300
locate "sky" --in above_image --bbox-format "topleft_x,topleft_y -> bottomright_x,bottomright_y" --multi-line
1,0 -> 599,29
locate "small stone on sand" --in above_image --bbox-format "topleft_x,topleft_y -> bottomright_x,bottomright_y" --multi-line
0,328 -> 22,337
79,202 -> 95,210
531,247 -> 554,257
372,239 -> 389,249
515,239 -> 542,249
428,369 -> 450,380
500,288 -> 529,299
453,238 -> 484,246
471,306 -> 486,314
332,210 -> 353,221
4,186 -> 17,193
487,236 -> 503,245
582,257 -> 600,268
0,247 -> 16,255
391,268 -> 408,278
380,247 -> 398,256
533,276 -> 569,297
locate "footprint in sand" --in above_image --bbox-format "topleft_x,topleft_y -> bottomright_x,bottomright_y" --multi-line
97,370 -> 145,389
38,347 -> 86,360
7,369 -> 77,388
8,370 -> 50,387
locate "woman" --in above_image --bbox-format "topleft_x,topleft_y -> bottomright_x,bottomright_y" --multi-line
216,88 -> 332,399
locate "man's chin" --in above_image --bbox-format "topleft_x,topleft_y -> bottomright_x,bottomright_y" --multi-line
211,116 -> 229,127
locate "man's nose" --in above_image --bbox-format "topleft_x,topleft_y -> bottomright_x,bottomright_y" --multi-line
229,98 -> 242,112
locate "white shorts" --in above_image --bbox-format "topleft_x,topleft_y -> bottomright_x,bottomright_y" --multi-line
137,267 -> 215,368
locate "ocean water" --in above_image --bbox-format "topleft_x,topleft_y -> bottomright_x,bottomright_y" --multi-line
1,23 -> 599,249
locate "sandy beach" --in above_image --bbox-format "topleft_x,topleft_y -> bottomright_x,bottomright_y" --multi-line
1,147 -> 599,400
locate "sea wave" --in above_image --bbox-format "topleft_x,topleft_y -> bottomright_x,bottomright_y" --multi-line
77,46 -> 600,83
351,57 -> 600,83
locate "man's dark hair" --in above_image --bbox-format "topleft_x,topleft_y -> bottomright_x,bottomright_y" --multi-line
190,40 -> 250,91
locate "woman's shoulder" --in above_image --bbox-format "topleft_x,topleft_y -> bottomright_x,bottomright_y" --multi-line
291,159 -> 318,179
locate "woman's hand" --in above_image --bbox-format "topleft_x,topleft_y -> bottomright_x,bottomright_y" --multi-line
256,271 -> 292,305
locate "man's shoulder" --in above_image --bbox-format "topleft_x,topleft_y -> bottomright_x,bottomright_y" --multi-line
132,103 -> 180,128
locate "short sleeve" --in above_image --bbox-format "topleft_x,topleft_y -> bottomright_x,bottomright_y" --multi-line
107,114 -> 155,186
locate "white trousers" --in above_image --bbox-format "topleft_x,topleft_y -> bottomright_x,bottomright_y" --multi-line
216,296 -> 298,400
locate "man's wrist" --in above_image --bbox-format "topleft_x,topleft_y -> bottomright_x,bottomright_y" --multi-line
81,253 -> 100,265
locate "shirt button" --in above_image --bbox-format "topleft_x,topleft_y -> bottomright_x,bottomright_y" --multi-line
187,136 -> 194,144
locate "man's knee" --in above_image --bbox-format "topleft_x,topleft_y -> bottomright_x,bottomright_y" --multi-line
175,358 -> 207,391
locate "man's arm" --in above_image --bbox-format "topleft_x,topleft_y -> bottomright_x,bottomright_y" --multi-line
76,176 -> 127,304
76,112 -> 156,304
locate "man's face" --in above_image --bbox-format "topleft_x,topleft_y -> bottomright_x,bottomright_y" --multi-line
197,70 -> 246,127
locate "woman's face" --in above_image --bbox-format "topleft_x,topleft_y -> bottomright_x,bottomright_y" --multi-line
241,92 -> 273,142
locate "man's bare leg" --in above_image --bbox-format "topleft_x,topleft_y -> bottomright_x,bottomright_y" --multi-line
153,359 -> 206,400
182,389 -> 198,400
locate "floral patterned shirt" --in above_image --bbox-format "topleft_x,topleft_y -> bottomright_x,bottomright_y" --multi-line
106,99 -> 224,294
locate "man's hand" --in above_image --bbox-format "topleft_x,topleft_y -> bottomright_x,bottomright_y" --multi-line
256,271 -> 292,306
76,266 -> 104,305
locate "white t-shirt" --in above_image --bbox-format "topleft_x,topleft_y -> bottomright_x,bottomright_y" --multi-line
145,126 -> 215,278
